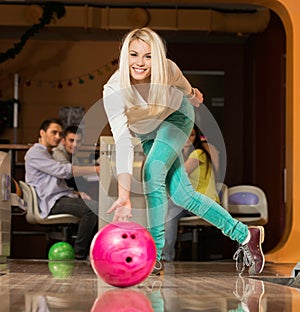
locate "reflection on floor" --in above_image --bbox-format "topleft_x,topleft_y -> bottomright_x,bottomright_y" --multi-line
0,259 -> 300,311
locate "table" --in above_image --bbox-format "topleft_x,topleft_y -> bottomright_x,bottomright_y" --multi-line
0,144 -> 31,177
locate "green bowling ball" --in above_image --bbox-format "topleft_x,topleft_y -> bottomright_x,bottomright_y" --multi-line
48,242 -> 75,260
48,261 -> 75,279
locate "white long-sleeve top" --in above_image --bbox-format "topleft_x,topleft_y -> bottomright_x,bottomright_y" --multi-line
103,59 -> 193,175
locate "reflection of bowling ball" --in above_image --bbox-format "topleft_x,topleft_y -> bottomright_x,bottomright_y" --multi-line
90,221 -> 156,287
91,289 -> 154,312
48,261 -> 75,279
48,242 -> 75,260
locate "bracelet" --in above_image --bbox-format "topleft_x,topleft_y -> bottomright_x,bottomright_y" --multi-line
187,88 -> 196,100
200,135 -> 207,142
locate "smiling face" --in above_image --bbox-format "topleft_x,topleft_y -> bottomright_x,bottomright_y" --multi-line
39,122 -> 62,150
129,39 -> 151,85
62,132 -> 82,156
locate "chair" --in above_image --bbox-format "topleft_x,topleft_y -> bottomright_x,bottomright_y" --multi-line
25,293 -> 75,312
19,181 -> 80,241
177,183 -> 229,260
0,151 -> 11,262
227,185 -> 268,226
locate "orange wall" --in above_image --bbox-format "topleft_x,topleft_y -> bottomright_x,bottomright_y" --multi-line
250,0 -> 300,263
1,40 -> 119,144
184,0 -> 300,265
193,0 -> 300,264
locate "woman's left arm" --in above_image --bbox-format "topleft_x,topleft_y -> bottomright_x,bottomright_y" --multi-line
167,59 -> 203,107
185,157 -> 200,175
187,87 -> 204,107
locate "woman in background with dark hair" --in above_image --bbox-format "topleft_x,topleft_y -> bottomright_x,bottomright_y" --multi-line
162,124 -> 220,262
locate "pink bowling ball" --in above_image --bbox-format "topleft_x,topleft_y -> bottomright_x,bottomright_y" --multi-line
91,289 -> 154,312
90,221 -> 156,287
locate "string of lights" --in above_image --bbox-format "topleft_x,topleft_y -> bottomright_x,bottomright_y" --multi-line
22,58 -> 118,89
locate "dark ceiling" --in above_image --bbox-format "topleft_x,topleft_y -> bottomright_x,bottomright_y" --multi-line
0,1 -> 265,12
0,1 -> 268,43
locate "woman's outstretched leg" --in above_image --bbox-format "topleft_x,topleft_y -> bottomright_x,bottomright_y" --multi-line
165,147 -> 264,275
140,98 -> 264,275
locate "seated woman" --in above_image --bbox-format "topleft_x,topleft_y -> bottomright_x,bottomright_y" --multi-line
162,124 -> 220,261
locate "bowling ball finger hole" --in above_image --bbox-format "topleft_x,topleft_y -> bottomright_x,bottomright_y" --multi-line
121,233 -> 137,239
126,257 -> 133,263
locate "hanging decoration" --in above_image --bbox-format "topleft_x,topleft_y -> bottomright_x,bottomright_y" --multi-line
0,2 -> 66,64
22,58 -> 118,89
0,58 -> 118,96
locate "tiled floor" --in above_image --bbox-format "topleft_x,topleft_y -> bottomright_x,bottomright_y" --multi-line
0,259 -> 300,311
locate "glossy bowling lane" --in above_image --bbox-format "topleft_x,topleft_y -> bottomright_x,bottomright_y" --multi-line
1,259 -> 300,311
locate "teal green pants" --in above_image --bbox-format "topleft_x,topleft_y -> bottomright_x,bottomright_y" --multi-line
137,97 -> 248,260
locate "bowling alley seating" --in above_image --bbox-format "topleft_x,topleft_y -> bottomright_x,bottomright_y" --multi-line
19,181 -> 80,242
177,183 -> 229,260
0,151 -> 11,263
227,185 -> 268,226
25,293 -> 73,312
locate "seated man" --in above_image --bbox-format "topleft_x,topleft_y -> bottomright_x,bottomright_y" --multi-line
52,125 -> 83,190
52,125 -> 82,165
25,118 -> 99,260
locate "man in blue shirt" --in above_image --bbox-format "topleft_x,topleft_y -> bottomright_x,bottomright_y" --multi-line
25,118 -> 99,260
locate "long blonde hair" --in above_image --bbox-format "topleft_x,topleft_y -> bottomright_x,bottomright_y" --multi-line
119,28 -> 170,111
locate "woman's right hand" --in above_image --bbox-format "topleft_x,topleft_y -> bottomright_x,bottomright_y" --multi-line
107,197 -> 132,222
189,88 -> 204,107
